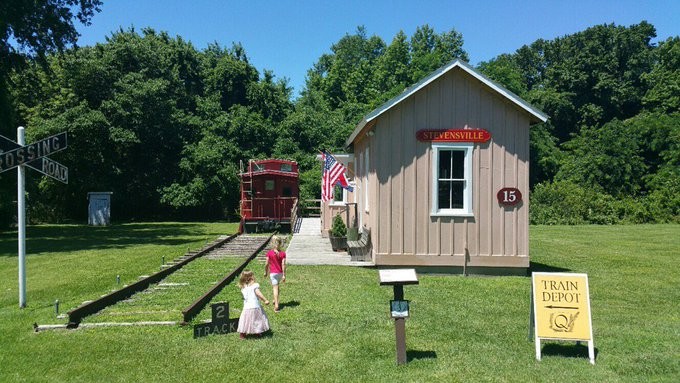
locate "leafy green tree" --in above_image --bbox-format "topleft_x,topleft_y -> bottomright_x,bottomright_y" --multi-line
477,54 -> 528,97
642,37 -> 680,113
0,0 -> 102,227
557,119 -> 647,197
539,22 -> 656,140
373,31 -> 411,102
410,24 -> 468,82
9,28 -> 295,222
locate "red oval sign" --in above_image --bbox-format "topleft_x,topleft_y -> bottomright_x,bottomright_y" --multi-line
416,129 -> 491,143
497,188 -> 522,207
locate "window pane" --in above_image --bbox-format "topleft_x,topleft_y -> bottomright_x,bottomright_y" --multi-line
438,181 -> 452,209
451,181 -> 464,209
334,185 -> 343,202
452,151 -> 465,179
439,150 -> 451,179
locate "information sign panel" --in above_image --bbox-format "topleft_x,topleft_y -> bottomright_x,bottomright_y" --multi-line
532,272 -> 595,364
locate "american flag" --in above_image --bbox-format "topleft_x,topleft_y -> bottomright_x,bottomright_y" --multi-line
321,151 -> 353,202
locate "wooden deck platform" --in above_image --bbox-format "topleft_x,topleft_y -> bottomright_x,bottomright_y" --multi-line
285,218 -> 373,266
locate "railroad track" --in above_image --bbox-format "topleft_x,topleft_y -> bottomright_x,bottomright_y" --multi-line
64,234 -> 272,329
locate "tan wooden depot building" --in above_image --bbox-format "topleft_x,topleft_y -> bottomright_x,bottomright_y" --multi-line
322,59 -> 547,271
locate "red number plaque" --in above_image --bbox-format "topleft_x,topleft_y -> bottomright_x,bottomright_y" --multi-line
497,188 -> 522,207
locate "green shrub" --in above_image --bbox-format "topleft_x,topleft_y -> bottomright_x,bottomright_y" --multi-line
530,179 -> 680,224
530,180 -> 619,224
330,214 -> 347,237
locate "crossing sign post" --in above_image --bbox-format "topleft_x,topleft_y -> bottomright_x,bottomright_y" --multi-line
2,127 -> 68,308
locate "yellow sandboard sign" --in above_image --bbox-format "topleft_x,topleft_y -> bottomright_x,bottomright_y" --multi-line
532,272 -> 595,364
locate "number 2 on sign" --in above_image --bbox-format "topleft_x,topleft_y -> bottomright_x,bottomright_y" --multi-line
497,188 -> 522,207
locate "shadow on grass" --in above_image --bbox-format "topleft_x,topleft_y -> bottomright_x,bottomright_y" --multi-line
279,300 -> 300,310
248,330 -> 274,340
541,342 -> 598,361
0,223 -> 228,257
529,262 -> 571,273
407,350 -> 437,362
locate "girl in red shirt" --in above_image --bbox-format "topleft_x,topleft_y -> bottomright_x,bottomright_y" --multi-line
264,235 -> 286,312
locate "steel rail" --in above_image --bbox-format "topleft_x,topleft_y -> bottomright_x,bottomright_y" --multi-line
181,234 -> 273,324
66,233 -> 239,328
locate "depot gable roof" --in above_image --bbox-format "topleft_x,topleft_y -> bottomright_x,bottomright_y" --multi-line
345,59 -> 548,147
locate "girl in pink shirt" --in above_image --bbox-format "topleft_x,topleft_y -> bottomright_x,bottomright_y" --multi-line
264,235 -> 286,312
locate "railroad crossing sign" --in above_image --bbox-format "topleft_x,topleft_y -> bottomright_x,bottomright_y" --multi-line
8,127 -> 69,308
0,132 -> 68,183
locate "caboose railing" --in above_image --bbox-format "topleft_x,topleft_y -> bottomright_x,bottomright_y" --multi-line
290,198 -> 299,233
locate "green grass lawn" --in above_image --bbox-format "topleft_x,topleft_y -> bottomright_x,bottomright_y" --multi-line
1,223 -> 678,382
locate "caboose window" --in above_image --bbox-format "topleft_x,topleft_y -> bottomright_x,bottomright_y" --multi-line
280,163 -> 292,172
282,186 -> 292,197
431,143 -> 472,216
265,180 -> 275,191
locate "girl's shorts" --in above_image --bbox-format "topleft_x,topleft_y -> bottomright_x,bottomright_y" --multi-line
269,273 -> 283,286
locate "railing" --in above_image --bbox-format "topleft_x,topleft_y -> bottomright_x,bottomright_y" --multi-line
304,199 -> 322,217
290,198 -> 299,232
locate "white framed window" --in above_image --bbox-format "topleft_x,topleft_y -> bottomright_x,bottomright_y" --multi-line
330,184 -> 345,205
431,143 -> 473,216
330,178 -> 355,206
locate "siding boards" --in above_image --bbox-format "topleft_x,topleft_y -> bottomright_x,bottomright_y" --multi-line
504,106 -> 517,256
440,72 -> 455,257
377,117 -> 389,255
479,87 -> 493,257
402,96 -> 416,255
415,83 -> 429,256
468,76 -> 481,258
390,108 -> 403,254
491,96 -> 505,256
427,77 -> 441,255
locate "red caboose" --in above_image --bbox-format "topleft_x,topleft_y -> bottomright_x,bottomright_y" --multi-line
239,159 -> 299,233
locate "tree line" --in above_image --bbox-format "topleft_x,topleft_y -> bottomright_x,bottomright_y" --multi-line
0,8 -> 677,226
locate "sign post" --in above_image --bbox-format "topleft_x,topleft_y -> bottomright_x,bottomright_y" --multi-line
17,127 -> 26,308
531,272 -> 595,364
1,128 -> 68,307
379,269 -> 419,365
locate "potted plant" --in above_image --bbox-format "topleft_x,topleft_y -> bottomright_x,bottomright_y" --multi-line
329,214 -> 347,251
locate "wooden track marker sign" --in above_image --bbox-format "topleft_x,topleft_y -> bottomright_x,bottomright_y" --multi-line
531,272 -> 595,364
193,302 -> 239,338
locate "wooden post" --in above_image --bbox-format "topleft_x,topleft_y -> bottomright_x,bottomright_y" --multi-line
393,284 -> 406,365
379,269 -> 418,366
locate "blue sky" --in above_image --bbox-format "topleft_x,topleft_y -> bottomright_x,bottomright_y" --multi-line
75,0 -> 680,97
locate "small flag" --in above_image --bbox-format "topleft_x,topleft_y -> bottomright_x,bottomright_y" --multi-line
321,151 -> 353,202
